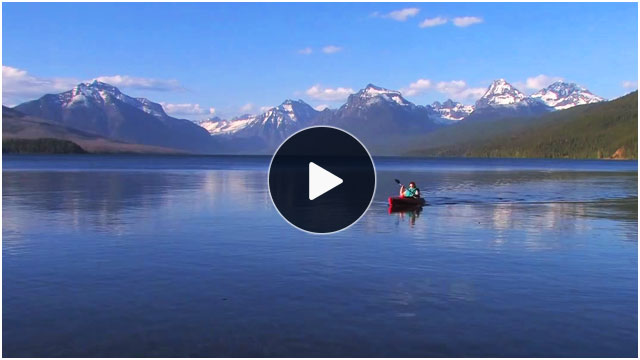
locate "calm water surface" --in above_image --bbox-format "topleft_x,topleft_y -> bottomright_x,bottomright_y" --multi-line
3,155 -> 638,357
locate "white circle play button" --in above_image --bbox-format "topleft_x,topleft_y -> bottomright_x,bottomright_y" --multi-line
268,126 -> 376,234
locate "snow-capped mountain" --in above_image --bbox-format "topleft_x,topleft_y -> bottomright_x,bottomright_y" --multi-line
342,84 -> 412,110
202,99 -> 320,148
55,81 -> 172,119
313,84 -> 445,152
430,99 -> 474,121
14,81 -> 214,152
475,78 -> 527,108
466,79 -> 553,121
325,84 -> 434,124
260,99 -> 320,128
531,81 -> 605,110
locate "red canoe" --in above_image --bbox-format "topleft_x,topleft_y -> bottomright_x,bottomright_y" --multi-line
388,196 -> 426,207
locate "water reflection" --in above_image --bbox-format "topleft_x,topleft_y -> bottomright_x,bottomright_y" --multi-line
2,170 -> 271,239
373,196 -> 637,255
375,169 -> 637,207
388,206 -> 422,227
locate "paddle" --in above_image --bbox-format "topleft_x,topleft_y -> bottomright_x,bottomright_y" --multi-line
392,179 -> 404,201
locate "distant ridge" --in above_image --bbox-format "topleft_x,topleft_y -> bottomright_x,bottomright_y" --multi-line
2,106 -> 184,154
409,91 -> 637,159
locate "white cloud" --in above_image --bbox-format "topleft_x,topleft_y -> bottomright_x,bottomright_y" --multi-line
419,17 -> 448,28
305,84 -> 354,101
93,75 -> 182,91
402,78 -> 432,96
160,102 -> 215,117
299,46 -> 341,55
239,103 -> 254,113
400,78 -> 484,101
622,80 -> 638,89
322,45 -> 342,54
260,105 -> 274,113
435,80 -> 485,101
452,16 -> 483,27
2,65 -> 78,105
523,74 -> 563,90
436,80 -> 466,93
385,8 -> 420,21
2,65 -> 187,106
314,104 -> 329,111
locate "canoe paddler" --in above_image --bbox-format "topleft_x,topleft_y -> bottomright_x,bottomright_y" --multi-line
399,181 -> 420,199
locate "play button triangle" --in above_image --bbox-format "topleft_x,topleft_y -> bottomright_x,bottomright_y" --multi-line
308,162 -> 343,200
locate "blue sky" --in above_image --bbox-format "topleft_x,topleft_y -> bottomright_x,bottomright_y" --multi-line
2,2 -> 638,119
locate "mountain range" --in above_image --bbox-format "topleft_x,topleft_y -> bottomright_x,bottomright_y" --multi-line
198,79 -> 605,151
6,77 -> 627,157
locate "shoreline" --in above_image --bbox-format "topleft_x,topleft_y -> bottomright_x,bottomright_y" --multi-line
3,152 -> 638,161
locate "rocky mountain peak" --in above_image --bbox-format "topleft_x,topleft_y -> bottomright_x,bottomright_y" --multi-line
476,79 -> 526,108
347,83 -> 411,107
531,81 -> 604,110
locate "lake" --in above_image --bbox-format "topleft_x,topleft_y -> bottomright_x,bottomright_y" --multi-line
2,155 -> 637,357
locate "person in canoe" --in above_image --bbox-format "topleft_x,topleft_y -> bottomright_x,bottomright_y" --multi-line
400,181 -> 420,199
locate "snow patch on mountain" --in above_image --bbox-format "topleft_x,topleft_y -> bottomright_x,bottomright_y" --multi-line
199,115 -> 257,135
136,98 -> 167,118
431,99 -> 474,120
